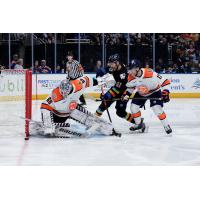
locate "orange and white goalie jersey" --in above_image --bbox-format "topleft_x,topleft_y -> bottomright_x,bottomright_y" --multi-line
41,76 -> 93,116
127,68 -> 170,96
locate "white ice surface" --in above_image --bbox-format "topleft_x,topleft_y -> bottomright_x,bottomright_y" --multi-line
0,99 -> 200,165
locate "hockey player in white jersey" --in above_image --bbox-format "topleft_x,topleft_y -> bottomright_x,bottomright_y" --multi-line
122,60 -> 172,134
37,75 -> 120,138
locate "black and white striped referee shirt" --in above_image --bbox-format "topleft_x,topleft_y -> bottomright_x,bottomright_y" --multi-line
66,60 -> 84,80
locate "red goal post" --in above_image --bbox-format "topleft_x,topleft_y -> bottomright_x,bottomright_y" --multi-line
25,70 -> 32,139
0,69 -> 32,139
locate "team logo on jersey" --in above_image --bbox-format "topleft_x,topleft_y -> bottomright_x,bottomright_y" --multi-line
120,73 -> 126,79
69,101 -> 77,111
137,85 -> 149,95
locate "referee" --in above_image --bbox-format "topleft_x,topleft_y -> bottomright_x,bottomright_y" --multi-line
65,51 -> 86,105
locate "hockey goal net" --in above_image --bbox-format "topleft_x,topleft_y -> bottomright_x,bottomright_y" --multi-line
0,69 -> 32,139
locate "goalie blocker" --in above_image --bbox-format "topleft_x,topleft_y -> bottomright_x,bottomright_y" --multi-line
36,76 -> 119,138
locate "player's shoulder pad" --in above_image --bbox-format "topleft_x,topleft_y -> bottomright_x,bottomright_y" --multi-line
51,87 -> 63,102
142,68 -> 154,78
71,79 -> 84,92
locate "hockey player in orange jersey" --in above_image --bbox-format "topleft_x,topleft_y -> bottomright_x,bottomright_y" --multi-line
39,75 -> 120,138
122,60 -> 172,134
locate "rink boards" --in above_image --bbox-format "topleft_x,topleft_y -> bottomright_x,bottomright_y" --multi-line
1,73 -> 200,100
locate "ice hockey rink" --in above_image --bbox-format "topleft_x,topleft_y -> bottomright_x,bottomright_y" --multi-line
0,98 -> 200,166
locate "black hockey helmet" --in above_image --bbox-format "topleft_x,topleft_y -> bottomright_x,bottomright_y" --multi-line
108,54 -> 120,63
128,59 -> 141,70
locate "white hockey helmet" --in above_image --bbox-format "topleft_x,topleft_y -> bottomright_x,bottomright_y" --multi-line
59,79 -> 73,98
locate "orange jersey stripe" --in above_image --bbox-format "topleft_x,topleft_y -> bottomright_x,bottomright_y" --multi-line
161,79 -> 170,87
52,87 -> 63,102
84,76 -> 90,88
41,103 -> 53,111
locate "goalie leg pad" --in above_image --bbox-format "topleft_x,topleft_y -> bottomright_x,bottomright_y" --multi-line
55,126 -> 88,138
41,108 -> 55,135
70,105 -> 113,135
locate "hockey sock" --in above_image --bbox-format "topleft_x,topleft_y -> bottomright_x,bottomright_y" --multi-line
130,104 -> 142,125
152,105 -> 169,127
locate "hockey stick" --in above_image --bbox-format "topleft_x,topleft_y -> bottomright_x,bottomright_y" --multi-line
100,85 -> 121,137
95,97 -> 163,102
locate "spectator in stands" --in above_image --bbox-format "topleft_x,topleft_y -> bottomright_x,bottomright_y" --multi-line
55,65 -> 63,73
187,44 -> 196,61
141,33 -> 150,46
157,35 -> 168,65
156,58 -> 165,73
14,59 -> 23,69
197,62 -> 200,73
96,60 -> 102,69
1,33 -> 200,74
10,54 -> 19,69
33,60 -> 40,73
144,62 -> 150,68
175,58 -> 185,73
0,65 -> 5,70
39,60 -> 52,73
95,60 -> 106,77
165,65 -> 176,74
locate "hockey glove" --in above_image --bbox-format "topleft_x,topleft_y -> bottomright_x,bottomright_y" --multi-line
121,91 -> 131,102
162,89 -> 170,103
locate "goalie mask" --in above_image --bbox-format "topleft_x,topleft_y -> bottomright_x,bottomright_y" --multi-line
59,79 -> 73,98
